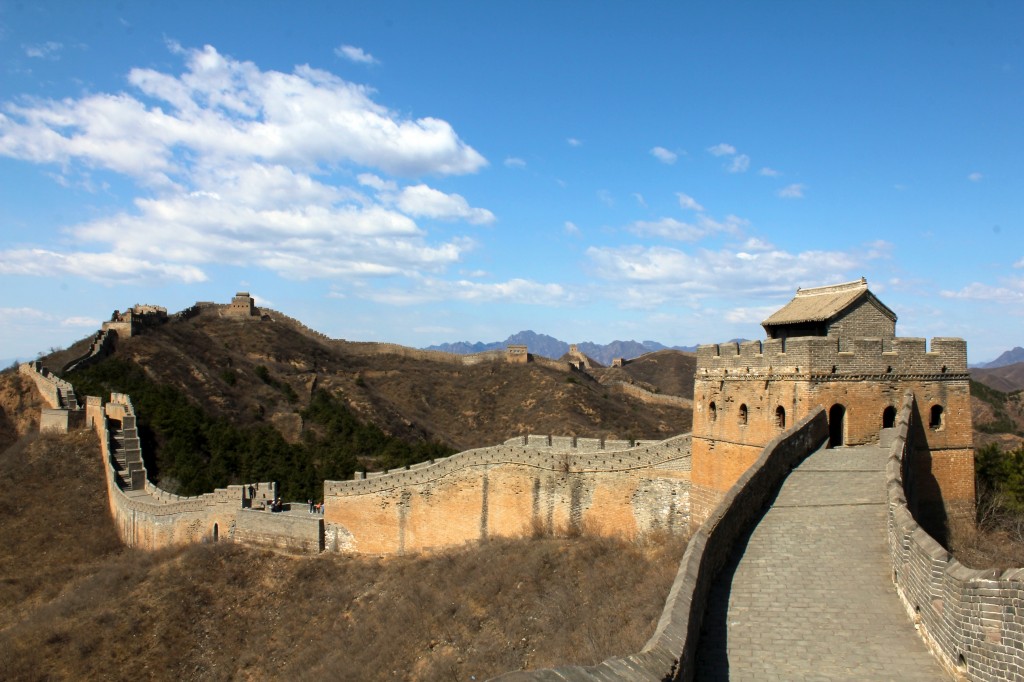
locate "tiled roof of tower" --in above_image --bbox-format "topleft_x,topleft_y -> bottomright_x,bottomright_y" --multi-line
761,278 -> 895,326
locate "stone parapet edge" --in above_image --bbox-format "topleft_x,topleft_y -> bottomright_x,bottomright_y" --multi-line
492,409 -> 829,681
887,391 -> 1024,682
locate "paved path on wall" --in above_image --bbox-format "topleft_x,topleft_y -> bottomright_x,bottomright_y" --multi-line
694,443 -> 950,681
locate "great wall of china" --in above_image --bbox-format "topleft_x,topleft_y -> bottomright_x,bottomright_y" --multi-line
13,285 -> 1024,681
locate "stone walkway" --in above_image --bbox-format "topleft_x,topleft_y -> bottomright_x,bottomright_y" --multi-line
694,443 -> 950,681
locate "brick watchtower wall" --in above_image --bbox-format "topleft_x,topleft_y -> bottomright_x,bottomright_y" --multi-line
690,336 -> 973,530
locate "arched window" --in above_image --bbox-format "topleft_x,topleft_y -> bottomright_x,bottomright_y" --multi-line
929,405 -> 944,430
739,404 -> 748,426
882,406 -> 896,429
775,405 -> 786,429
709,401 -> 717,423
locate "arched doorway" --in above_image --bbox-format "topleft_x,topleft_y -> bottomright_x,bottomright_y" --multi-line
882,406 -> 896,429
828,404 -> 846,447
213,523 -> 219,542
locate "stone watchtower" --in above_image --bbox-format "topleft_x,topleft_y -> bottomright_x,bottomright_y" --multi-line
225,292 -> 259,317
690,278 -> 974,531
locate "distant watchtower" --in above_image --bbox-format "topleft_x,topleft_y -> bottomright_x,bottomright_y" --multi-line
225,292 -> 258,317
690,279 -> 974,531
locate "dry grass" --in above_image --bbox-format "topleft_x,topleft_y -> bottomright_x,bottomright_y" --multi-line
0,432 -> 688,681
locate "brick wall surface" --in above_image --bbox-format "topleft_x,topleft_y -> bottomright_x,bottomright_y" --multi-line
888,392 -> 1024,682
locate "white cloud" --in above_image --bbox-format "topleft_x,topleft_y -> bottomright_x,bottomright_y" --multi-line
724,306 -> 780,324
61,316 -> 101,327
650,146 -> 678,164
759,167 -> 780,177
627,214 -> 745,242
0,248 -> 208,284
777,183 -> 805,199
1014,258 -> 1024,269
941,279 -> 1024,302
504,157 -> 526,168
1,44 -> 486,181
676,192 -> 704,212
24,41 -> 63,59
395,184 -> 495,224
585,242 -> 865,307
567,137 -> 582,147
335,44 -> 379,65
968,171 -> 983,182
369,277 -> 568,306
0,44 -> 494,287
708,143 -> 736,157
564,221 -> 581,236
597,189 -> 614,207
632,193 -> 647,208
728,154 -> 750,173
0,307 -> 52,321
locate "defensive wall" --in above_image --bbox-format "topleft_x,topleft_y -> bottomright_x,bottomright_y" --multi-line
61,328 -> 115,374
322,434 -> 692,554
84,390 -> 324,552
496,410 -> 831,681
690,336 -> 974,528
888,391 -> 1024,681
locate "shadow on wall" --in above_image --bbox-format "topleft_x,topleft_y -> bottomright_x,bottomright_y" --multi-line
907,400 -> 950,546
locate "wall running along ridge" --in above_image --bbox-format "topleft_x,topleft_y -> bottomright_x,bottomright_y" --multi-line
19,361 -> 691,557
888,392 -> 1024,681
494,410 -> 830,681
322,434 -> 692,554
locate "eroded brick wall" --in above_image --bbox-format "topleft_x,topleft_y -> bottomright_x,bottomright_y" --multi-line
324,435 -> 692,554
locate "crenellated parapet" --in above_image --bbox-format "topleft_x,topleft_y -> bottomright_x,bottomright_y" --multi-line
696,336 -> 967,379
325,434 -> 692,497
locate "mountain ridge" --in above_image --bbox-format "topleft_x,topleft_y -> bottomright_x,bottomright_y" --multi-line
426,330 -> 698,366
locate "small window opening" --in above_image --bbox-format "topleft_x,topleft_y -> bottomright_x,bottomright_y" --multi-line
739,404 -> 748,426
775,406 -> 786,429
709,401 -> 717,423
929,405 -> 944,430
882,406 -> 897,429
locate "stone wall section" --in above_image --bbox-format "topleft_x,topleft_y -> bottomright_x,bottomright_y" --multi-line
19,361 -> 78,410
495,410 -> 830,681
87,391 -> 299,551
323,434 -> 692,554
61,328 -> 115,374
888,391 -> 1024,681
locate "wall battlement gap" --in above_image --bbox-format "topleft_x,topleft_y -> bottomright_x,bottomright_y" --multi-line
697,336 -> 967,376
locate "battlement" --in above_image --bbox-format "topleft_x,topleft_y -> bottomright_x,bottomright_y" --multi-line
696,336 -> 967,378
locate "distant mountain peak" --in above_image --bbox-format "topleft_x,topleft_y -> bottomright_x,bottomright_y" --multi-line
425,331 -> 697,365
982,347 -> 1024,369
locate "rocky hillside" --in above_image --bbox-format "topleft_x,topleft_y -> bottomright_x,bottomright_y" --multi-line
33,305 -> 694,498
972,361 -> 1024,393
971,380 -> 1024,451
589,350 -> 697,400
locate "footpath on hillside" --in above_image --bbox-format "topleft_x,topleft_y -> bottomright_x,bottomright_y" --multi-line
694,442 -> 950,681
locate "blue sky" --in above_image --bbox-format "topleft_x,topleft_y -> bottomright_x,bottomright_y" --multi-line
1,2 -> 1022,363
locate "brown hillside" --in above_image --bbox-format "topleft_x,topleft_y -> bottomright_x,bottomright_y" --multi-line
589,349 -> 697,400
48,307 -> 692,452
0,431 -> 687,681
0,371 -> 43,451
972,362 -> 1024,393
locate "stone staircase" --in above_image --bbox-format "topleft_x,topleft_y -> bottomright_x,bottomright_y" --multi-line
107,415 -> 146,491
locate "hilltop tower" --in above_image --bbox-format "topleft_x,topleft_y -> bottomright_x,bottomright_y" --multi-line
225,292 -> 259,317
690,278 -> 974,531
